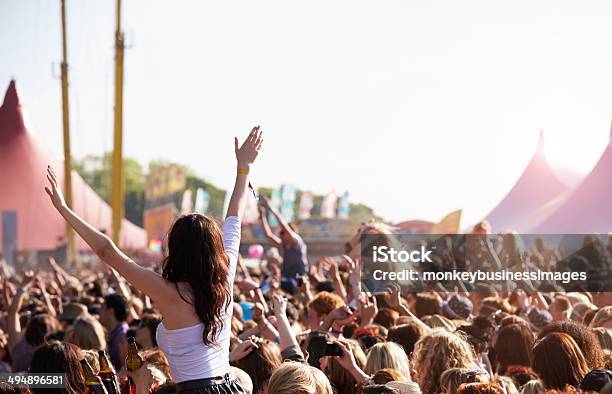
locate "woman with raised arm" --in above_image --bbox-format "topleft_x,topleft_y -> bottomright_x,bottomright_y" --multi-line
45,126 -> 263,393
258,196 -> 308,292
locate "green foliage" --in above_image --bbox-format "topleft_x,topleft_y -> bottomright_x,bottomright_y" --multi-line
74,153 -> 382,227
73,153 -> 145,226
348,202 -> 382,223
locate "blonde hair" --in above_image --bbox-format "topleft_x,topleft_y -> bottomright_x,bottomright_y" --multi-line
364,342 -> 411,380
592,327 -> 612,350
147,364 -> 168,387
412,329 -> 479,394
81,349 -> 100,374
230,366 -> 253,394
421,314 -> 456,332
440,367 -> 489,394
65,315 -> 107,351
267,361 -> 333,394
589,307 -> 612,328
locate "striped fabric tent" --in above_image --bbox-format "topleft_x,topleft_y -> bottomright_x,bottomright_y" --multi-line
531,126 -> 612,234
0,80 -> 146,253
483,131 -> 574,233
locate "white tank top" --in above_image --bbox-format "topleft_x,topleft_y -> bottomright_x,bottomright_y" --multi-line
156,216 -> 240,382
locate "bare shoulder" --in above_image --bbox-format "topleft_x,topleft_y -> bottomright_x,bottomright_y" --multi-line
158,282 -> 200,327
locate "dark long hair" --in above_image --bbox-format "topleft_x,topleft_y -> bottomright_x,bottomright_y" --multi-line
162,214 -> 231,346
531,332 -> 589,389
29,341 -> 85,394
494,323 -> 534,375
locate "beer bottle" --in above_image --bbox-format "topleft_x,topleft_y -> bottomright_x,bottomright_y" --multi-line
98,350 -> 120,394
125,337 -> 144,394
80,359 -> 109,394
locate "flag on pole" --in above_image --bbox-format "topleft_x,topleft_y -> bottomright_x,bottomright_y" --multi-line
243,188 -> 260,224
337,191 -> 350,219
280,184 -> 296,222
194,188 -> 210,214
298,192 -> 314,220
180,189 -> 193,214
430,209 -> 462,234
268,188 -> 282,226
320,190 -> 338,218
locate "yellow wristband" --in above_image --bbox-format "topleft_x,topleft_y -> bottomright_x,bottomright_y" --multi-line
237,168 -> 249,175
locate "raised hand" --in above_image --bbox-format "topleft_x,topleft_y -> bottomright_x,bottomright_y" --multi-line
236,279 -> 260,293
252,303 -> 265,323
332,340 -> 358,371
271,294 -> 287,317
44,166 -> 66,209
358,292 -> 378,326
327,305 -> 355,327
21,270 -> 36,289
229,337 -> 260,362
384,287 -> 402,310
346,255 -> 360,283
235,126 -> 263,168
333,340 -> 370,385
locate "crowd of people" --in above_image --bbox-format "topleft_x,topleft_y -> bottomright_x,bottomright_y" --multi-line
0,127 -> 611,393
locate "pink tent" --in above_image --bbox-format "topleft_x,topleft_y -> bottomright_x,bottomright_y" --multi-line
531,127 -> 612,234
483,131 -> 573,233
0,80 -> 147,253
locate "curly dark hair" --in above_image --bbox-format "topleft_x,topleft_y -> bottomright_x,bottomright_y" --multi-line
538,321 -> 604,369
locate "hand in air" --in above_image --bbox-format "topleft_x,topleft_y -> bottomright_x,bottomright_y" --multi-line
229,337 -> 260,362
383,285 -> 403,311
44,166 -> 66,209
271,294 -> 287,317
332,340 -> 360,372
235,126 -> 263,168
358,292 -> 378,326
252,303 -> 265,323
328,305 -> 356,327
236,279 -> 260,292
261,195 -> 272,208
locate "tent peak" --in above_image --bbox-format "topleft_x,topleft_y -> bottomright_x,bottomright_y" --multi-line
2,80 -> 21,109
536,129 -> 545,153
0,80 -> 26,141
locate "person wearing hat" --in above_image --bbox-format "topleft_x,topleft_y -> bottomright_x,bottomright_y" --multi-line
527,308 -> 552,333
581,370 -> 612,392
58,302 -> 88,328
442,295 -> 473,321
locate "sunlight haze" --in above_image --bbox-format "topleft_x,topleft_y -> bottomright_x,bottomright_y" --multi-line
1,0 -> 611,227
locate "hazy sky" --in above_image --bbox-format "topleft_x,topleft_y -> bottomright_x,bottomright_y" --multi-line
1,1 -> 611,227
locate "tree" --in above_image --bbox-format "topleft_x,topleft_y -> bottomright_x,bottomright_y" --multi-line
73,153 -> 145,226
74,154 -> 383,228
